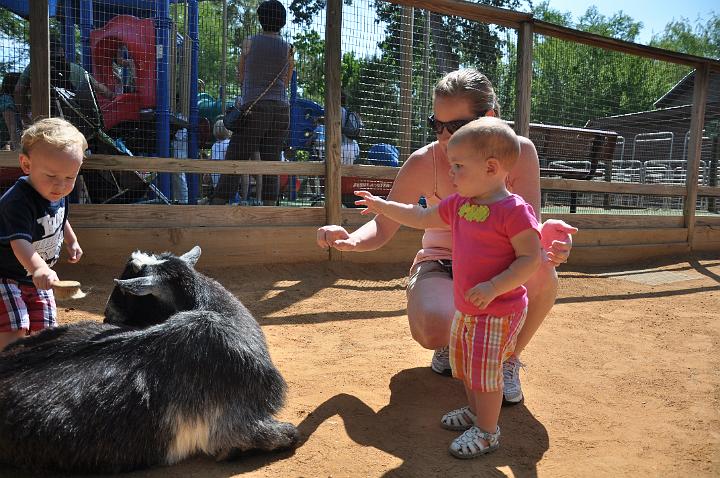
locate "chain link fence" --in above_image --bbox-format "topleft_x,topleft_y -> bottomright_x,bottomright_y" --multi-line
0,0 -> 717,215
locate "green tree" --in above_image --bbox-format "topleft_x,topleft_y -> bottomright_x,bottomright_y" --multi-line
650,13 -> 720,59
0,9 -> 28,74
531,2 -> 692,126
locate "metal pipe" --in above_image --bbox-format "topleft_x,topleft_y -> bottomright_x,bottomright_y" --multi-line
63,0 -> 75,63
79,0 -> 92,72
220,0 -> 227,110
187,0 -> 200,203
156,0 -> 172,196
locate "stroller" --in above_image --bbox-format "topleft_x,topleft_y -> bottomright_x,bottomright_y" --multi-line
53,72 -> 170,204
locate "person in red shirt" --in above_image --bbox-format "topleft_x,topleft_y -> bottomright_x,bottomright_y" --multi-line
355,117 -> 541,459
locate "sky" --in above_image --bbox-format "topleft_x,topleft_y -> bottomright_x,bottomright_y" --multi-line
536,0 -> 717,46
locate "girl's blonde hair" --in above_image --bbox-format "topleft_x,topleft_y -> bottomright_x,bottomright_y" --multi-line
213,119 -> 232,140
433,68 -> 501,118
21,117 -> 87,156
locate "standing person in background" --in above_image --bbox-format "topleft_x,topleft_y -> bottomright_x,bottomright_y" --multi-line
340,92 -> 360,165
14,38 -> 114,128
111,44 -> 137,95
0,73 -> 21,151
171,128 -> 189,204
211,0 -> 294,206
317,69 -> 577,405
209,119 -> 232,197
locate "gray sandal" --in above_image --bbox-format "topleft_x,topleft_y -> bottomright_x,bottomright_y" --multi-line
440,406 -> 476,431
449,425 -> 500,459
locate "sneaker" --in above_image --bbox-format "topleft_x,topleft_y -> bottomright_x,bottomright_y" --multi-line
502,355 -> 524,406
431,346 -> 452,376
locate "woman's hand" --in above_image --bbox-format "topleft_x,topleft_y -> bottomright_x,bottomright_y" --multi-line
317,225 -> 361,251
539,219 -> 578,267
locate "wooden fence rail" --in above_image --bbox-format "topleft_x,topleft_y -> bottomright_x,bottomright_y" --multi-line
6,0 -> 720,266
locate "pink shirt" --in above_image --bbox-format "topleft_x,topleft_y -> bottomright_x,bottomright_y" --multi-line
438,193 -> 540,317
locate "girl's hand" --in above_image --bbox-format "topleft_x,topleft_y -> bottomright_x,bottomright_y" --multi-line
32,266 -> 58,291
465,281 -> 497,310
540,219 -> 578,267
354,190 -> 386,216
66,241 -> 83,263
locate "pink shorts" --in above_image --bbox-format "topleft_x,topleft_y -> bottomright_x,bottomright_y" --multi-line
0,279 -> 57,333
449,308 -> 527,392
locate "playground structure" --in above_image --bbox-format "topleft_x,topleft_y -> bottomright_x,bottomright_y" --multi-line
0,0 -> 718,266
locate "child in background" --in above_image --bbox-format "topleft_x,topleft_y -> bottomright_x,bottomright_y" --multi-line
355,117 -> 542,459
0,118 -> 85,350
210,119 -> 232,194
112,44 -> 136,95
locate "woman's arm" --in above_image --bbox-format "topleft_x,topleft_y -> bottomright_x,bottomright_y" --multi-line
508,136 -> 541,220
317,149 -> 434,252
510,136 -> 576,265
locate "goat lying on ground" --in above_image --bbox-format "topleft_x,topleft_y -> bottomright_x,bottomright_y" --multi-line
0,246 -> 298,473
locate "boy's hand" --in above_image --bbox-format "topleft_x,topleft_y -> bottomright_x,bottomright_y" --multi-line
465,281 -> 497,310
32,266 -> 58,291
354,190 -> 386,216
539,219 -> 578,267
66,241 -> 83,263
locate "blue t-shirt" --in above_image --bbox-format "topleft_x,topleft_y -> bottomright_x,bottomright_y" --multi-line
0,177 -> 67,284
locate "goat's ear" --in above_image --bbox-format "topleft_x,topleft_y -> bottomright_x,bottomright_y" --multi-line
114,276 -> 157,296
180,246 -> 202,266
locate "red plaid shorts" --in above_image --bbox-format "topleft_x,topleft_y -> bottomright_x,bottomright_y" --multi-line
0,279 -> 57,332
449,308 -> 527,392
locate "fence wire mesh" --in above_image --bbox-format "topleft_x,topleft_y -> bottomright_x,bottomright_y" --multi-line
0,0 -> 718,215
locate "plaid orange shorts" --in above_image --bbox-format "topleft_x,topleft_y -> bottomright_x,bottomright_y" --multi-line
449,308 -> 527,392
0,279 -> 57,333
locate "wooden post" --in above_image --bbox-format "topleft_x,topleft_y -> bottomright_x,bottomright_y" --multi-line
421,9 -> 430,146
30,0 -> 51,120
325,0 -> 342,260
684,63 -> 709,246
220,0 -> 228,110
399,6 -> 414,161
514,21 -> 532,138
709,136 -> 719,213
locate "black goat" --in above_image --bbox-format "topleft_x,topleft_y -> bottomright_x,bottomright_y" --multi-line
0,246 -> 298,473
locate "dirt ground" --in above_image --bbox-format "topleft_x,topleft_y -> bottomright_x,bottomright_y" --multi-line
1,256 -> 719,478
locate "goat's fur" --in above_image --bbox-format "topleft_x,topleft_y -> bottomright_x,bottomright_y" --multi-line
0,247 -> 298,473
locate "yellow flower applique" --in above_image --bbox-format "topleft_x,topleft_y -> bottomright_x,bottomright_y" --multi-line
458,203 -> 490,223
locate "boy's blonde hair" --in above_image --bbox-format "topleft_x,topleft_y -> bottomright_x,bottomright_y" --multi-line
449,117 -> 520,170
20,118 -> 88,156
213,119 -> 232,141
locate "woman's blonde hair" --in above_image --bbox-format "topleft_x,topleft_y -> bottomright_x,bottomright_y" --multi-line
433,68 -> 500,118
21,117 -> 87,156
213,119 -> 232,140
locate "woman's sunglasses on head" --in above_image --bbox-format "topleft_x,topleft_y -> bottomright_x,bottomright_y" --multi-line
427,112 -> 488,135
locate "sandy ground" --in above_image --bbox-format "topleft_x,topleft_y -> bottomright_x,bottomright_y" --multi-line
1,256 -> 719,478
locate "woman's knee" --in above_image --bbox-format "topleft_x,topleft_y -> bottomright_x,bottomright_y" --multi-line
407,305 -> 453,349
526,262 -> 558,300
